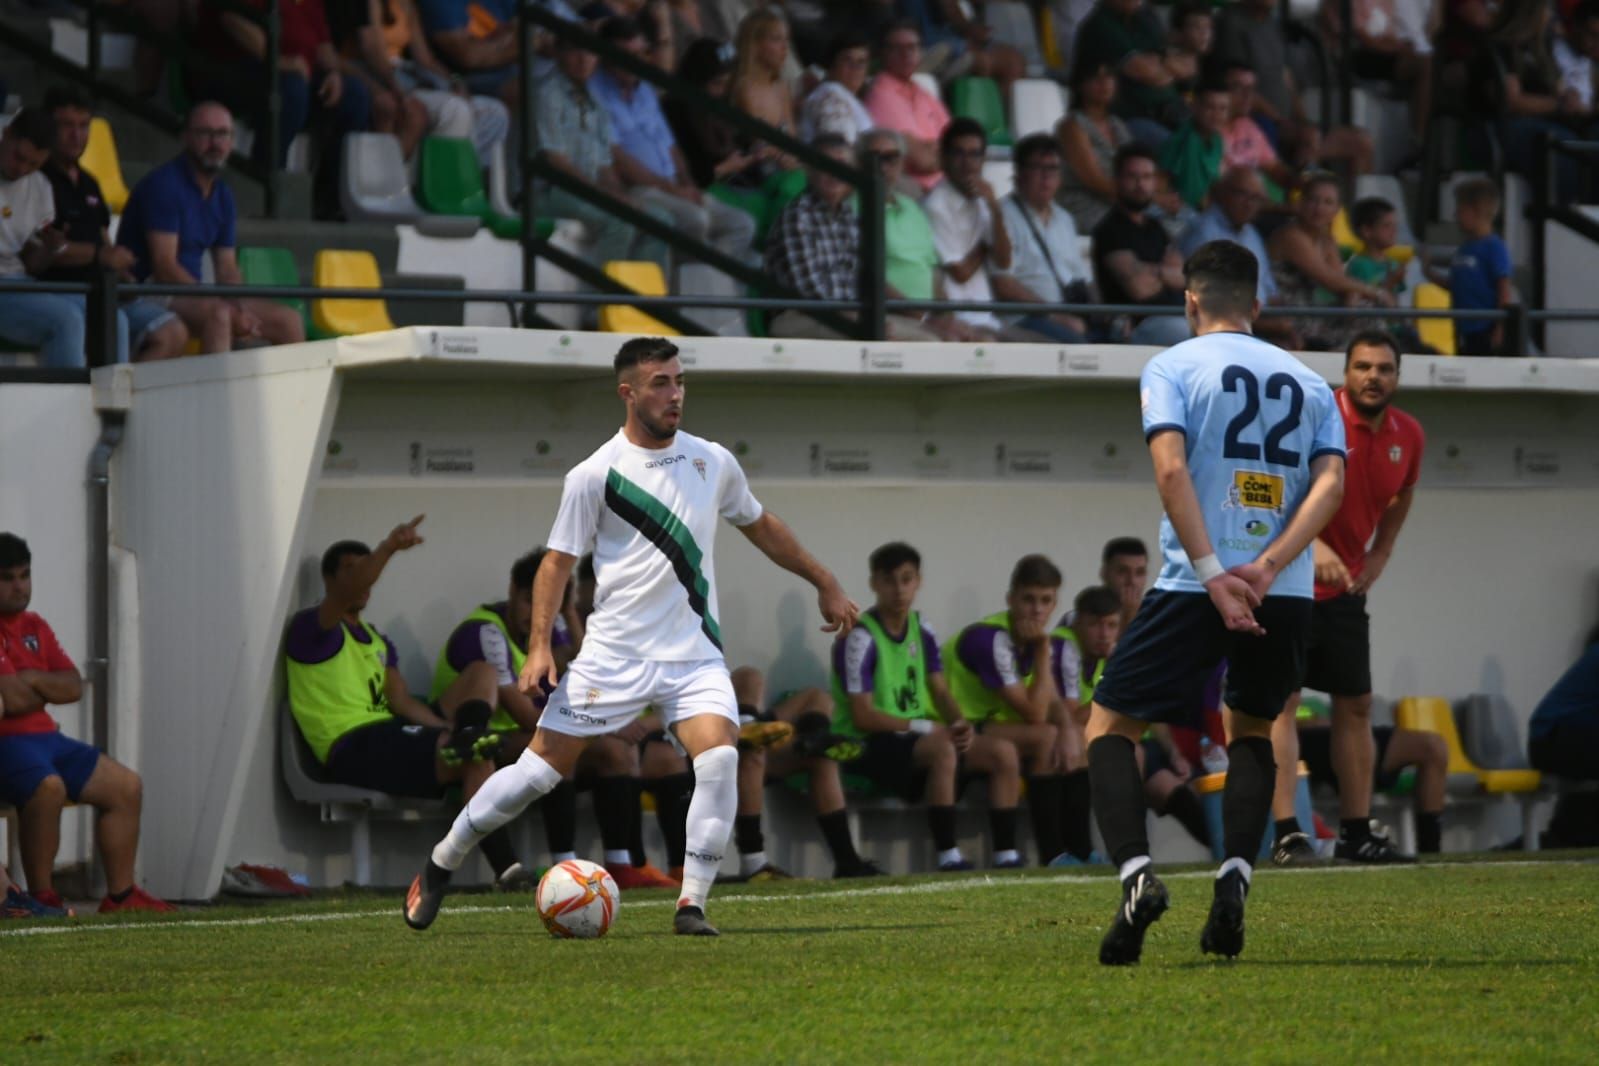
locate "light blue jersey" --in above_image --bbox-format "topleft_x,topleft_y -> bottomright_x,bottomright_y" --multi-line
1140,332 -> 1345,599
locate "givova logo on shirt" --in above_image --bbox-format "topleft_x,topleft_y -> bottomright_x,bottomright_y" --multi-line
1225,471 -> 1284,513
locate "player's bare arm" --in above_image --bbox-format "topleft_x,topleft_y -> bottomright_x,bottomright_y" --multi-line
383,667 -> 448,728
520,549 -> 578,697
848,689 -> 932,735
737,511 -> 860,633
1232,453 -> 1345,603
1312,537 -> 1351,591
0,672 -> 44,714
928,674 -> 975,751
1148,430 -> 1263,633
317,514 -> 425,629
1349,483 -> 1414,595
11,667 -> 81,705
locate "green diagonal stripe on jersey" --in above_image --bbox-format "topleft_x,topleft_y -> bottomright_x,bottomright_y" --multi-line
603,468 -> 722,650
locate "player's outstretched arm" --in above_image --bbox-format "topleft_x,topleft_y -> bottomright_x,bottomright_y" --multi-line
1233,453 -> 1346,602
520,550 -> 577,698
317,515 -> 425,630
737,511 -> 860,634
1148,432 -> 1263,633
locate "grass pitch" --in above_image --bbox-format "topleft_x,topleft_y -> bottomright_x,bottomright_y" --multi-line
3,856 -> 1596,1064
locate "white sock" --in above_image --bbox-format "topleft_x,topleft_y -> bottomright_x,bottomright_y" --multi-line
551,851 -> 577,864
1119,855 -> 1152,883
993,849 -> 1020,866
677,745 -> 738,911
740,850 -> 768,876
937,847 -> 964,866
604,850 -> 631,866
1217,857 -> 1252,885
431,749 -> 561,871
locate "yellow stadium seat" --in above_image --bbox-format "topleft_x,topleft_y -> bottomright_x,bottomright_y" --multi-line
1394,697 -> 1541,793
1038,6 -> 1065,72
311,250 -> 396,337
1414,282 -> 1454,355
84,117 -> 131,214
597,261 -> 678,336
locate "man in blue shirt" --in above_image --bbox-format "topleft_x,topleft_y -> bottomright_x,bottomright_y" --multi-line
590,18 -> 754,262
1085,239 -> 1346,965
1178,168 -> 1299,350
116,103 -> 305,355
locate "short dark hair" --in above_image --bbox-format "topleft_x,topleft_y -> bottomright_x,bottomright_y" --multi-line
1454,177 -> 1501,212
1221,60 -> 1256,80
614,337 -> 679,378
1069,59 -> 1115,96
1073,585 -> 1122,620
511,549 -> 545,592
0,533 -> 31,569
809,131 -> 850,155
1010,554 -> 1062,591
940,116 -> 987,155
1172,1 -> 1214,29
1014,133 -> 1061,170
1184,239 -> 1259,318
320,540 -> 371,578
827,28 -> 872,66
1301,170 -> 1341,201
1350,196 -> 1396,234
869,541 -> 922,576
5,108 -> 55,151
43,85 -> 92,116
600,15 -> 646,43
1112,143 -> 1157,178
878,18 -> 921,50
1102,537 -> 1147,564
1344,329 -> 1402,368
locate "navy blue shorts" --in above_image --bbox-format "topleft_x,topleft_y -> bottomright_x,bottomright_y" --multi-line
0,731 -> 102,807
324,719 -> 446,799
1094,590 -> 1312,723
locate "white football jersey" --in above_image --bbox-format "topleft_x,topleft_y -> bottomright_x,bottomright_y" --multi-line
547,428 -> 762,662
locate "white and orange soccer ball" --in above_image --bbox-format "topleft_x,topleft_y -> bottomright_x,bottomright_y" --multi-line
535,859 -> 619,939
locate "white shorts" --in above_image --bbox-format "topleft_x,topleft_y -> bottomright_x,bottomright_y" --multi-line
538,651 -> 738,739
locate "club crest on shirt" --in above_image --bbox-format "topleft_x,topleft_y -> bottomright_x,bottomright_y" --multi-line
22,634 -> 39,653
1223,471 -> 1285,514
1389,445 -> 1402,463
693,458 -> 706,481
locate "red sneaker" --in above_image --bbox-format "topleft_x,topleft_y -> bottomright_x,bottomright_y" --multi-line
30,889 -> 77,917
605,862 -> 680,890
98,885 -> 177,914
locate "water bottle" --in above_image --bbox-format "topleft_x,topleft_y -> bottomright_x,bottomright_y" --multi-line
1200,736 -> 1229,775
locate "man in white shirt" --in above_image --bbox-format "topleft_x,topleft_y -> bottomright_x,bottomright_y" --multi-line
1555,4 -> 1599,114
922,117 -> 1010,339
406,337 -> 860,937
991,133 -> 1094,343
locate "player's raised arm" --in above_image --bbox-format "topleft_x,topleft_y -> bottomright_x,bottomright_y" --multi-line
520,550 -> 577,697
737,511 -> 860,634
316,515 -> 425,630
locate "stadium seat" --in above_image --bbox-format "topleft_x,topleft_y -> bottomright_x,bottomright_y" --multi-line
417,135 -> 529,238
677,262 -> 749,337
1395,697 -> 1543,797
1414,282 -> 1455,355
950,77 -> 1013,150
341,132 -> 422,224
83,117 -> 130,214
598,260 -> 678,336
1011,79 -> 1068,141
1038,4 -> 1065,72
238,245 -> 310,337
985,1 -> 1047,76
311,250 -> 396,337
982,158 -> 1014,200
1454,694 -> 1533,772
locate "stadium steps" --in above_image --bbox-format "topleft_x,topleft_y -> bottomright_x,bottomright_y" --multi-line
237,219 -> 401,288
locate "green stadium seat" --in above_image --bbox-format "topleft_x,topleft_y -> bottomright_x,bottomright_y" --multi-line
950,77 -> 1012,149
237,245 -> 310,338
417,136 -> 536,238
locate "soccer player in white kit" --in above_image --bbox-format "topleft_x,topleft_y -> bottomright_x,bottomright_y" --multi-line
405,338 -> 860,936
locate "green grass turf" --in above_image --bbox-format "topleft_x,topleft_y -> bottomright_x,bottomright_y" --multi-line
3,856 -> 1597,1063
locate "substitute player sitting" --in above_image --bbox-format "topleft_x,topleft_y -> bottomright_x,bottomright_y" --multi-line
1086,239 -> 1346,965
404,337 -> 859,937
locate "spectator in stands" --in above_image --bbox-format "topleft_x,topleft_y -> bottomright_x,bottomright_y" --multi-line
859,129 -> 981,341
117,103 -> 306,355
1555,3 -> 1599,115
200,0 -> 373,219
1177,167 -> 1300,348
1214,0 -> 1373,174
0,533 -> 174,914
1495,10 -> 1597,206
534,35 -> 670,270
1098,536 -> 1148,632
729,10 -> 801,169
864,21 -> 954,192
666,38 -> 749,188
1346,196 -> 1428,353
593,17 -> 758,262
1526,633 -> 1599,848
417,0 -> 541,103
1072,0 -> 1188,148
765,133 -> 940,339
834,541 -> 1025,871
1293,707 -> 1449,853
286,521 -> 526,885
337,0 -> 511,165
1166,2 -> 1216,98
1056,59 -> 1134,232
800,30 -> 875,146
39,89 -> 188,363
923,118 -> 1011,339
1090,144 -> 1190,346
992,133 -> 1095,343
0,108 -> 117,368
1318,0 -> 1435,143
1267,171 -> 1393,351
730,667 -> 884,879
1219,61 -> 1301,202
1427,177 -> 1513,356
902,0 -> 1027,92
1157,79 -> 1231,209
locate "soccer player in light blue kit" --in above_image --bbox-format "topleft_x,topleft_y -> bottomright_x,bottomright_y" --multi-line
1085,240 -> 1348,965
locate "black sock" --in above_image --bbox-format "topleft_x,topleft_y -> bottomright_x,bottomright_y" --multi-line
1163,786 -> 1212,848
816,809 -> 860,865
1222,736 -> 1276,864
1088,735 -> 1149,868
593,776 -> 635,856
734,812 -> 765,856
481,828 -> 516,877
1025,775 -> 1065,862
927,804 -> 958,851
1275,817 -> 1301,843
542,780 -> 578,857
796,711 -> 831,735
1061,769 -> 1094,861
108,886 -> 133,903
1340,816 -> 1372,843
651,771 -> 695,869
990,807 -> 1019,854
627,778 -> 647,867
1416,811 -> 1442,854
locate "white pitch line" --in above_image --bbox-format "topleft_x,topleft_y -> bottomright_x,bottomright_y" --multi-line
1,857 -> 1590,940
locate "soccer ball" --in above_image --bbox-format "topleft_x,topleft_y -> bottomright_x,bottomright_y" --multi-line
535,859 -> 619,939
